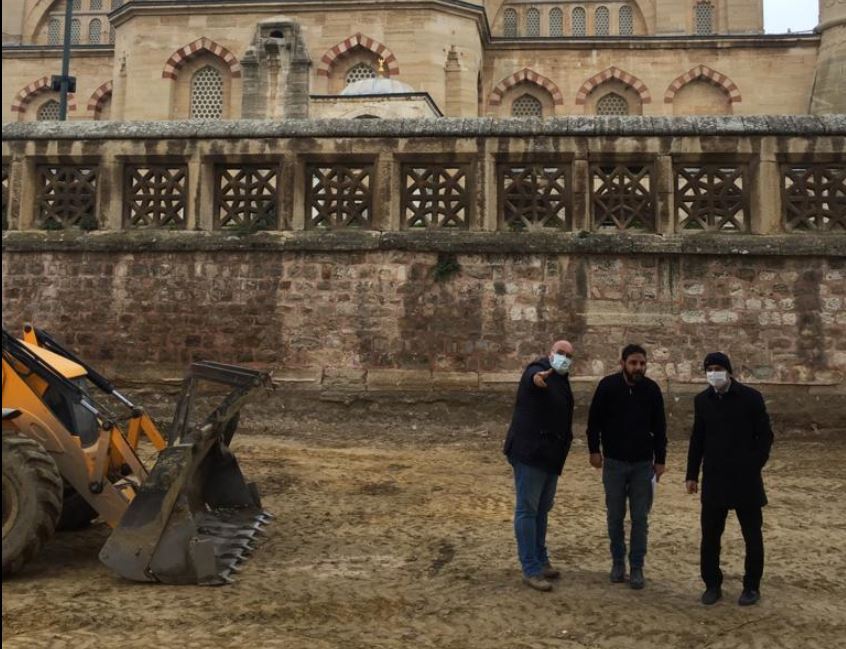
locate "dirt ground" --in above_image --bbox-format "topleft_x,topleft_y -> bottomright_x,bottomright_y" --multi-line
3,419 -> 846,649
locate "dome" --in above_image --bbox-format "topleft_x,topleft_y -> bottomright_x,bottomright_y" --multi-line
341,76 -> 415,96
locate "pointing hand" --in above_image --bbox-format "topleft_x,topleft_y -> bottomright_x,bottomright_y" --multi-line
533,369 -> 554,389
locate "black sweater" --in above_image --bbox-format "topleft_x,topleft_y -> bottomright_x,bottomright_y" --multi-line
586,373 -> 667,464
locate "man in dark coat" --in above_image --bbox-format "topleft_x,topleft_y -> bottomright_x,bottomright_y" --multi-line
503,339 -> 575,592
686,352 -> 774,607
587,344 -> 667,590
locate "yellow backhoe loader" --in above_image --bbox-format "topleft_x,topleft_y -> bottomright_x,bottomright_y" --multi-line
2,324 -> 273,585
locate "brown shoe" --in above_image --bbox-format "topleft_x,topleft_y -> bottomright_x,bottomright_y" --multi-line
542,563 -> 561,580
523,574 -> 553,592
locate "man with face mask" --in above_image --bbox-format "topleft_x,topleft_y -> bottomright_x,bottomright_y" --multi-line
686,352 -> 774,607
503,340 -> 575,592
586,344 -> 667,590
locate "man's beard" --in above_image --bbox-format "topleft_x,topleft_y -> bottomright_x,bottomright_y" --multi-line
624,369 -> 645,383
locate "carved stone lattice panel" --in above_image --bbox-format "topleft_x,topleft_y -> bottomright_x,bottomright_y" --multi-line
36,165 -> 98,230
307,164 -> 373,229
591,163 -> 655,231
500,164 -> 570,231
124,164 -> 187,228
403,165 -> 469,229
783,165 -> 846,232
675,165 -> 748,232
215,165 -> 280,230
2,165 -> 9,230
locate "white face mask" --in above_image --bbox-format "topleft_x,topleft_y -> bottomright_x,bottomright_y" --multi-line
706,371 -> 729,389
550,353 -> 572,375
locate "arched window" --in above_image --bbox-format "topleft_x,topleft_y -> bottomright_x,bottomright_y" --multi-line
526,8 -> 541,37
89,19 -> 102,44
619,6 -> 634,36
549,8 -> 564,37
504,8 -> 518,37
345,62 -> 376,85
595,7 -> 610,36
597,92 -> 629,115
572,7 -> 587,37
694,1 -> 714,35
512,94 -> 543,117
90,0 -> 103,9
38,100 -> 61,121
48,18 -> 62,45
190,66 -> 223,119
70,19 -> 81,45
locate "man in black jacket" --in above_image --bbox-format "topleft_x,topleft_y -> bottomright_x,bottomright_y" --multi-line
586,344 -> 667,590
503,339 -> 575,592
686,352 -> 774,607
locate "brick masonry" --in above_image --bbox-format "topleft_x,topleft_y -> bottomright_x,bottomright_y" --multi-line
2,240 -> 844,427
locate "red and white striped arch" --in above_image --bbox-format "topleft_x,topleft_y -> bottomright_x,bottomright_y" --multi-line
162,37 -> 242,80
488,68 -> 564,106
316,33 -> 399,78
576,66 -> 651,105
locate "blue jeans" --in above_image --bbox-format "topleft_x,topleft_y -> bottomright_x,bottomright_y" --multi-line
602,458 -> 653,569
511,460 -> 559,577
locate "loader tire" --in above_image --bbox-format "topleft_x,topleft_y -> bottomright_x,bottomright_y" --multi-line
2,433 -> 63,577
57,485 -> 97,532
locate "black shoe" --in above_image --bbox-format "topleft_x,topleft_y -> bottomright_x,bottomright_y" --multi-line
738,589 -> 760,606
701,587 -> 722,605
610,563 -> 626,583
629,567 -> 645,590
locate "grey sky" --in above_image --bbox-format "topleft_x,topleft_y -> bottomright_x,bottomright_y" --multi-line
764,0 -> 818,33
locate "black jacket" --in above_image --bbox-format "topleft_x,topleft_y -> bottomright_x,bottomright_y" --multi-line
685,380 -> 774,509
586,373 -> 667,464
503,357 -> 574,475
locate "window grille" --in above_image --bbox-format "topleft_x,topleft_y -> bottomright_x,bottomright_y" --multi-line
90,0 -> 103,9
48,18 -> 62,45
72,0 -> 81,9
345,62 -> 376,85
512,94 -> 543,117
572,7 -> 587,36
89,19 -> 101,44
596,93 -> 629,115
504,8 -> 518,37
38,100 -> 61,121
70,19 -> 81,44
619,6 -> 634,35
190,66 -> 224,119
527,8 -> 541,37
595,7 -> 610,36
549,8 -> 564,37
695,1 -> 714,35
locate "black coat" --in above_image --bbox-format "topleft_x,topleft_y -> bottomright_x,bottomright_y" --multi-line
685,380 -> 774,509
503,357 -> 574,475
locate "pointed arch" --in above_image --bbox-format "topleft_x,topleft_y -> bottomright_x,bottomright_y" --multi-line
575,66 -> 651,105
664,65 -> 741,103
317,33 -> 400,78
87,80 -> 113,115
488,68 -> 563,106
10,76 -> 76,114
162,37 -> 242,80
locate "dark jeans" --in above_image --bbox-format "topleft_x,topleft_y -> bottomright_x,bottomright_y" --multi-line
510,459 -> 559,577
602,458 -> 653,568
701,504 -> 764,591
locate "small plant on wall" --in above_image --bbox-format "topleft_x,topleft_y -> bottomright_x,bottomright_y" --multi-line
431,252 -> 461,282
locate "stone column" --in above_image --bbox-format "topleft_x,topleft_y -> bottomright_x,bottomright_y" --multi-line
811,0 -> 846,114
750,137 -> 782,234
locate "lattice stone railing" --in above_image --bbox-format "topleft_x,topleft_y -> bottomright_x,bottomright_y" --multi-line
676,165 -> 748,232
1,117 -> 844,235
215,165 -> 280,230
124,164 -> 187,228
307,164 -> 372,230
783,165 -> 846,232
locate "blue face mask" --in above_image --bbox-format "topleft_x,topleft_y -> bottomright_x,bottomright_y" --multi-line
550,353 -> 572,375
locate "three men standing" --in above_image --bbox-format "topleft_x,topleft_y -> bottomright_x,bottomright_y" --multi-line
503,340 -> 575,592
686,352 -> 774,606
586,345 -> 667,590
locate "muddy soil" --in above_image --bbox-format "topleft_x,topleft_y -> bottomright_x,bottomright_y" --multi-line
3,421 -> 845,649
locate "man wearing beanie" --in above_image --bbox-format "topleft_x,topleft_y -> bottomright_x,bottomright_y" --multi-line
685,352 -> 774,607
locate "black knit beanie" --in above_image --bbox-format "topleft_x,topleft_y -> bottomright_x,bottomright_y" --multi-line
703,352 -> 733,374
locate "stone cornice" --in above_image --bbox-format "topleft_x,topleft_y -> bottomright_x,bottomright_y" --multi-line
3,116 -> 845,140
3,230 -> 845,257
1,45 -> 115,58
487,33 -> 821,51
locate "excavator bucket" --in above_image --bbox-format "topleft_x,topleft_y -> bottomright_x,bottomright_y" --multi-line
99,361 -> 274,585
